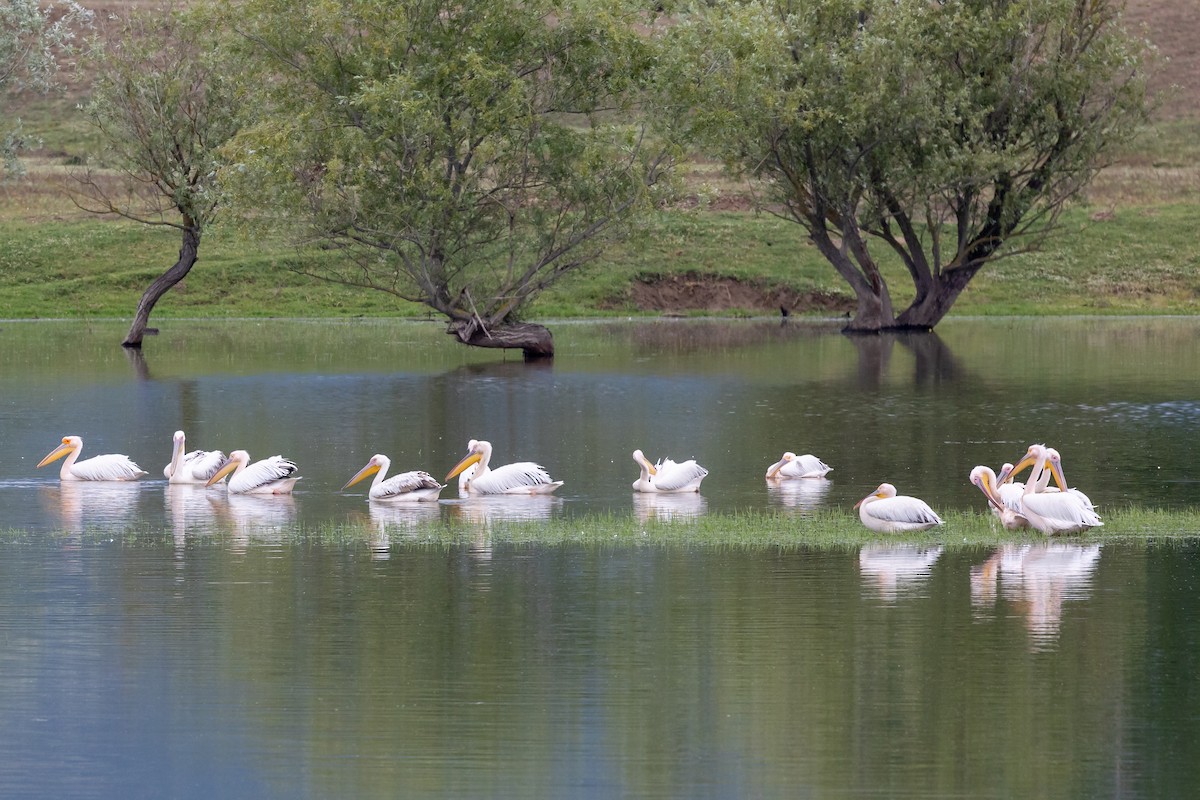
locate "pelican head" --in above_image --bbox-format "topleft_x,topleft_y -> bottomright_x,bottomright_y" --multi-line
632,449 -> 658,476
446,440 -> 488,481
854,482 -> 896,508
1044,448 -> 1070,491
38,436 -> 82,468
969,466 -> 1004,512
765,452 -> 797,479
206,450 -> 249,486
343,454 -> 387,490
1010,443 -> 1048,479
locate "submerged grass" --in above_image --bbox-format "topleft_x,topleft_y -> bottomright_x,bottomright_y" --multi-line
5,508 -> 1199,550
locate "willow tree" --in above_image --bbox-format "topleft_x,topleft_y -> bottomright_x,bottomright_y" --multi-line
223,0 -> 672,358
0,0 -> 91,175
656,0 -> 1150,331
71,8 -> 240,347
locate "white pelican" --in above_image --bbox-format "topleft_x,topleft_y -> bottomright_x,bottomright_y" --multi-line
343,454 -> 444,502
854,483 -> 943,533
993,463 -> 1028,513
37,435 -> 147,481
1011,446 -> 1102,535
205,450 -> 300,495
445,439 -> 562,496
765,451 -> 832,479
631,449 -> 708,493
970,465 -> 1029,530
163,430 -> 226,485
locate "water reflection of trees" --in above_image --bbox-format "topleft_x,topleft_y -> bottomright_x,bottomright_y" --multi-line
846,331 -> 966,390
594,319 -> 842,356
971,543 -> 1103,650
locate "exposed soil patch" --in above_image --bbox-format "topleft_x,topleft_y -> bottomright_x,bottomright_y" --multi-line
623,273 -> 853,315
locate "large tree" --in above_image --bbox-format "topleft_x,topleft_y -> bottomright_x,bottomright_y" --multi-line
656,0 -> 1151,331
70,9 -> 240,347
222,0 -> 673,358
0,0 -> 91,176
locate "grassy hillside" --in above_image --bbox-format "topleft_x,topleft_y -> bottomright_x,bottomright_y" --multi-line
0,0 -> 1196,322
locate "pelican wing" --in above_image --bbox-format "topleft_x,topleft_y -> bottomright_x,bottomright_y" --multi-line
181,450 -> 227,482
71,454 -> 147,482
230,456 -> 299,494
475,462 -> 562,495
783,454 -> 832,478
997,482 -> 1025,512
653,458 -> 708,492
870,497 -> 944,527
373,471 -> 444,502
1021,492 -> 1103,533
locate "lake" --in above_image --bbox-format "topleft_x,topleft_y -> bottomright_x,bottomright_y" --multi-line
1,317 -> 1198,798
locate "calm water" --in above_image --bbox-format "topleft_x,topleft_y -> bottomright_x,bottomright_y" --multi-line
2,318 -> 1199,798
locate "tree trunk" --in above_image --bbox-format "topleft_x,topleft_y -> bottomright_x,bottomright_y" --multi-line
894,267 -> 979,330
122,224 -> 201,348
447,319 -> 555,360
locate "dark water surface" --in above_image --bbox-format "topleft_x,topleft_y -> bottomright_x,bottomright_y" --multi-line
1,318 -> 1199,797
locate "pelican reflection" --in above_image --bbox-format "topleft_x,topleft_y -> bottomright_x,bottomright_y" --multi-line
444,495 -> 561,525
42,481 -> 145,534
365,500 -> 443,559
858,544 -> 944,603
766,477 -> 831,510
632,491 -> 708,523
212,493 -> 297,550
971,543 -> 1102,649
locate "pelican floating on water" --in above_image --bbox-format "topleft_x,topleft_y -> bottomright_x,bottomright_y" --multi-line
765,451 -> 832,479
631,449 -> 708,493
854,483 -> 943,533
343,454 -> 443,502
206,450 -> 300,495
163,430 -> 226,485
445,439 -> 562,495
37,435 -> 147,481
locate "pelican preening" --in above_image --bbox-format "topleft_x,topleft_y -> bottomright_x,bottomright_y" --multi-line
206,450 -> 301,495
37,436 -> 148,482
631,449 -> 708,493
854,483 -> 944,533
971,444 -> 1102,535
765,452 -> 832,480
163,430 -> 226,485
446,439 -> 563,496
343,454 -> 443,502
970,465 -> 1029,531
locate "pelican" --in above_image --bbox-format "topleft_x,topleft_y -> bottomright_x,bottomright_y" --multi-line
342,454 -> 444,502
765,451 -> 832,479
854,483 -> 943,533
631,449 -> 708,493
993,463 -> 1027,513
970,465 -> 1029,530
163,430 -> 226,485
445,439 -> 562,495
37,435 -> 147,481
1011,446 -> 1102,535
205,450 -> 300,495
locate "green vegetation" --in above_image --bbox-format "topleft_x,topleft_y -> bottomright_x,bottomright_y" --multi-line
0,2 -> 1196,325
5,508 -> 1199,548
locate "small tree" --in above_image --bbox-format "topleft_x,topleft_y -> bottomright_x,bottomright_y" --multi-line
70,8 -> 239,347
0,0 -> 91,176
223,0 -> 673,358
656,0 -> 1151,331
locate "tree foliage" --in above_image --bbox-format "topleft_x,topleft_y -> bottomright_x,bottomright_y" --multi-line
656,0 -> 1151,331
223,0 -> 674,357
71,8 -> 241,346
0,0 -> 91,176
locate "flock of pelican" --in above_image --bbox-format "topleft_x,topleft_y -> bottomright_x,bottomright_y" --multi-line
36,433 -> 1102,535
